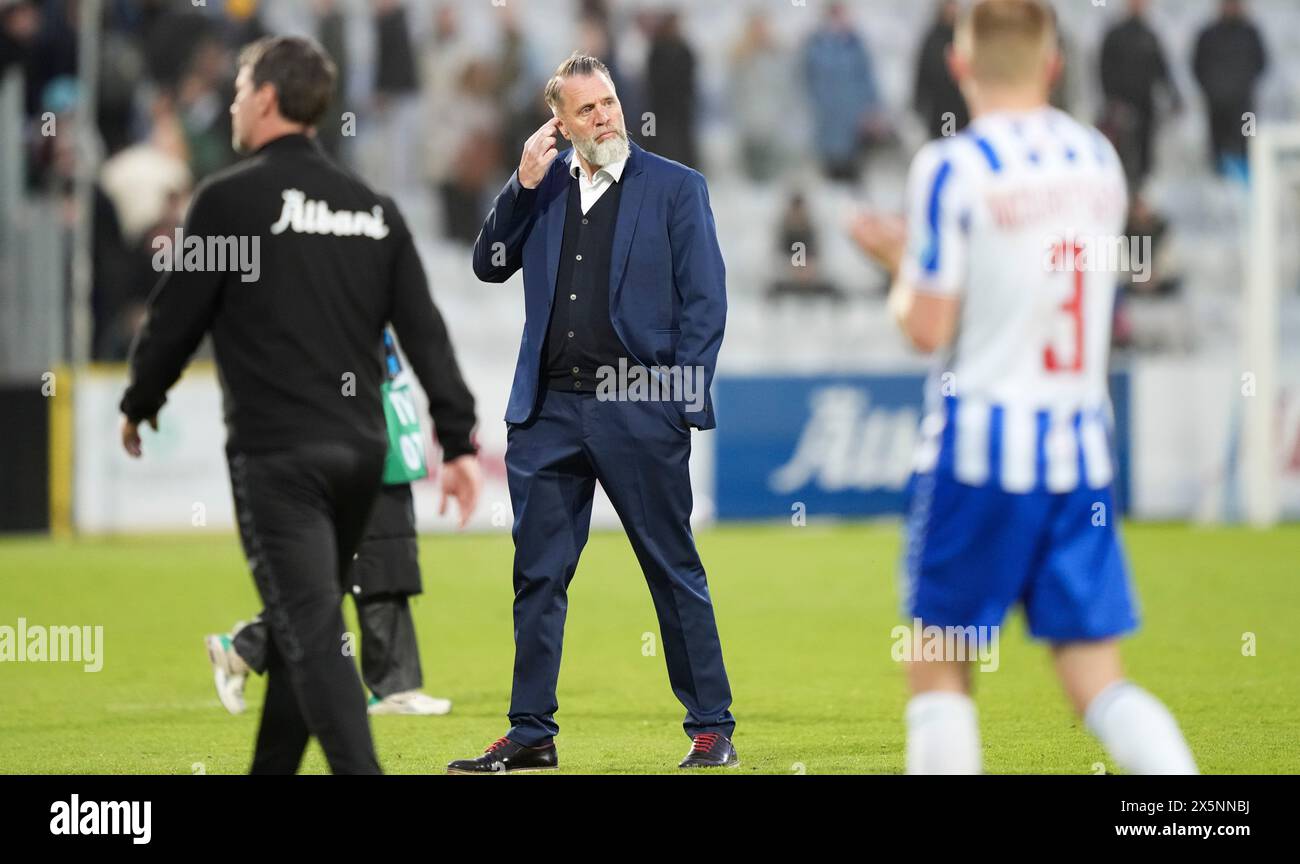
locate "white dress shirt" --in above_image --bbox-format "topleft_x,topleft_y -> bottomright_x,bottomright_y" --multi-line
568,151 -> 627,215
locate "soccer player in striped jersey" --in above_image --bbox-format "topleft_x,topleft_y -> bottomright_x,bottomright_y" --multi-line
849,0 -> 1196,774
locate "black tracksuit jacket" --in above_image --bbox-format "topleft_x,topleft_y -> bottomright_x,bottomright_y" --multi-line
121,133 -> 476,461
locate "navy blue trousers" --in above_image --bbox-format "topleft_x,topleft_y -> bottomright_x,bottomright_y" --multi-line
504,388 -> 735,745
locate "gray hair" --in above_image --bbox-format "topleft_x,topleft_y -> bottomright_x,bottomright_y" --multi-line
543,51 -> 614,109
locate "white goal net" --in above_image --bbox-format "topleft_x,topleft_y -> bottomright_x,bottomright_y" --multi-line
1242,124 -> 1300,527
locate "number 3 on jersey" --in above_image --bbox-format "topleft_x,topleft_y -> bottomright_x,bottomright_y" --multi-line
1044,239 -> 1085,373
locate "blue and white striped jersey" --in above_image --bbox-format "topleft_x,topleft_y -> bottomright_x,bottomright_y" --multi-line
900,107 -> 1129,493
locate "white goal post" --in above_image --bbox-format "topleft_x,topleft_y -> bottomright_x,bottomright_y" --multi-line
1243,124 -> 1300,528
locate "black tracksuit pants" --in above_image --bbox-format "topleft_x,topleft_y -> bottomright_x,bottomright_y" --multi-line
228,440 -> 386,775
235,599 -> 422,703
234,484 -> 425,700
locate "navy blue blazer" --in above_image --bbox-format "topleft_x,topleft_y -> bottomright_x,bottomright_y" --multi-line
472,142 -> 727,431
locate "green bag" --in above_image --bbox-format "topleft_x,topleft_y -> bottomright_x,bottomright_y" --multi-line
381,377 -> 428,485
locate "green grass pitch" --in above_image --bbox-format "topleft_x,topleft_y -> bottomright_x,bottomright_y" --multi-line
1,522 -> 1296,774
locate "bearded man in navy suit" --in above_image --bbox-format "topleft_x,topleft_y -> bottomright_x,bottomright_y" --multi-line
448,52 -> 737,773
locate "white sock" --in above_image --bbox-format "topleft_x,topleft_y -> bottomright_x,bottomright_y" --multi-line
905,691 -> 982,774
1084,681 -> 1198,775
225,624 -> 251,676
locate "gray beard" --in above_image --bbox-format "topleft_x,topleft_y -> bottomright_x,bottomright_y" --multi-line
575,130 -> 630,169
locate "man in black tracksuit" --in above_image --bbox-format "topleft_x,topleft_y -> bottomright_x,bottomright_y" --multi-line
208,332 -> 446,717
119,36 -> 481,774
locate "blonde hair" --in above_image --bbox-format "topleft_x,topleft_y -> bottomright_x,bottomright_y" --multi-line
954,0 -> 1057,86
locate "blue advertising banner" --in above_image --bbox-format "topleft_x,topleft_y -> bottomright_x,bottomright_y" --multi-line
713,373 -> 1131,522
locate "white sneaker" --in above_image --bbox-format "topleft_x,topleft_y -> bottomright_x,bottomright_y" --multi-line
205,633 -> 249,715
367,690 -> 453,716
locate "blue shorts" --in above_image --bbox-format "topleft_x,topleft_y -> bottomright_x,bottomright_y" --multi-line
900,470 -> 1139,642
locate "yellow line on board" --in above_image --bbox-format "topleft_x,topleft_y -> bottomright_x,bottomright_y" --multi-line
48,364 -> 74,538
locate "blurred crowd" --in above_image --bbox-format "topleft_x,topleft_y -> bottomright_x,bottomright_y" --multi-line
0,0 -> 1280,360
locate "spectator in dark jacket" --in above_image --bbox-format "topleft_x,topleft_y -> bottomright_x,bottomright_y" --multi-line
1099,0 -> 1180,187
913,0 -> 968,140
644,12 -> 698,168
1193,0 -> 1267,175
314,0 -> 348,158
374,0 -> 418,98
0,0 -> 38,85
140,0 -> 213,89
